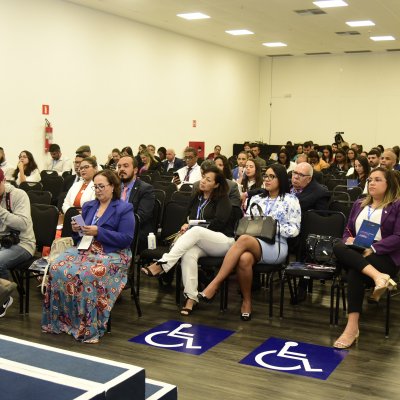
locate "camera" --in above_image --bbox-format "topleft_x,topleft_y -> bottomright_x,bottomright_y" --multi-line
334,131 -> 344,145
0,230 -> 20,249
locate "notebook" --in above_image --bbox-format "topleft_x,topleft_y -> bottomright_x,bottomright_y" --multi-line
347,219 -> 380,251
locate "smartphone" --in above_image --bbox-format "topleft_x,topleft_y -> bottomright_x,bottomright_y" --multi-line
71,214 -> 85,227
173,173 -> 181,185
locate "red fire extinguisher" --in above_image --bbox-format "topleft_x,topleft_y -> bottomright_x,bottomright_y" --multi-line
44,118 -> 53,152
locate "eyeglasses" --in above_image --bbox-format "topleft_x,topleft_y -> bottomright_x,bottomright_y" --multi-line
79,165 -> 92,171
92,184 -> 111,191
263,174 -> 277,181
292,171 -> 311,179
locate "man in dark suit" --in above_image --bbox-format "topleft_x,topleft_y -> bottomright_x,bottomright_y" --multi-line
161,148 -> 185,173
117,156 -> 155,253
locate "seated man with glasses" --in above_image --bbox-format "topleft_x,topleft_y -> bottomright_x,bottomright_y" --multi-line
173,147 -> 202,189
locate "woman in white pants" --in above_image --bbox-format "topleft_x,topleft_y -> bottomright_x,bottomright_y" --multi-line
141,165 -> 235,315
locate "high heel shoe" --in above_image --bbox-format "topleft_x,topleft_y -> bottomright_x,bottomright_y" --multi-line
240,312 -> 252,322
372,274 -> 397,302
180,298 -> 198,316
333,330 -> 359,349
141,261 -> 166,278
198,291 -> 216,303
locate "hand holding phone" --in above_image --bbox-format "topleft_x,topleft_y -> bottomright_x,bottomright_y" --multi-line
172,173 -> 181,185
71,214 -> 85,227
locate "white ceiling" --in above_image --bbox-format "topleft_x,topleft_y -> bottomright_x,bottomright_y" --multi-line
66,0 -> 400,57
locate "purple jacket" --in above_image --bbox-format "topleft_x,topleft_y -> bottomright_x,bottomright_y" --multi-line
343,199 -> 400,266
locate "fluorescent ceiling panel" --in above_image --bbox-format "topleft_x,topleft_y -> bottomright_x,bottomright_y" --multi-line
225,29 -> 254,36
313,1 -> 348,8
346,20 -> 375,27
177,12 -> 210,20
262,42 -> 287,47
370,36 -> 395,41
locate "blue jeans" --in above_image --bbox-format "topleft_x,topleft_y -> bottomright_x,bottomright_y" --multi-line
0,245 -> 32,280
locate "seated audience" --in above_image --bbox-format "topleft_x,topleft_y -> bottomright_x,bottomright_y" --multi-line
277,148 -> 296,173
62,157 -> 97,213
380,148 -> 397,171
0,147 -> 14,180
0,169 -> 36,317
292,144 -> 303,162
347,156 -> 370,191
142,165 -> 236,316
63,154 -> 84,193
139,149 -> 161,174
333,168 -> 400,348
104,148 -> 121,170
367,148 -> 381,169
44,144 -> 72,175
322,145 -> 335,165
157,147 -> 167,162
42,169 -> 134,343
161,148 -> 185,173
232,151 -> 248,181
207,145 -> 222,160
117,156 -> 155,252
347,148 -> 357,168
199,164 -> 301,320
250,144 -> 266,167
308,150 -> 329,172
330,149 -> 350,174
12,150 -> 40,186
173,147 -> 202,189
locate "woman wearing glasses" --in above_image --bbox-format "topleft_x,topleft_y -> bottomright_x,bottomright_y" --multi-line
332,167 -> 400,349
42,169 -> 134,343
62,157 -> 97,213
12,150 -> 41,186
199,164 -> 301,321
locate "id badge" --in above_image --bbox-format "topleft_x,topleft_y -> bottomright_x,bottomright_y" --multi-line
78,235 -> 93,250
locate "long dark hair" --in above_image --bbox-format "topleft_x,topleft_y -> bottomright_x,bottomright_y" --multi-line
353,156 -> 370,181
264,163 -> 290,198
322,145 -> 334,163
93,169 -> 121,200
278,149 -> 290,169
195,165 -> 228,200
13,150 -> 38,179
242,159 -> 263,192
214,155 -> 232,180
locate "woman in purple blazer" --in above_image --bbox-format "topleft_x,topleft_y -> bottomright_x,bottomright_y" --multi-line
333,167 -> 400,349
42,170 -> 134,343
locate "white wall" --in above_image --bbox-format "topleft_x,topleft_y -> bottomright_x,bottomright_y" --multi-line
0,0 -> 261,169
263,52 -> 400,150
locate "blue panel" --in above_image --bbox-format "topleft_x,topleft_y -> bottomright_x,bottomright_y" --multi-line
0,338 -> 127,383
129,320 -> 234,356
240,337 -> 348,380
0,369 -> 86,400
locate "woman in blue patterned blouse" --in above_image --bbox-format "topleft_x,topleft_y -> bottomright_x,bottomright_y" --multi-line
199,164 -> 301,321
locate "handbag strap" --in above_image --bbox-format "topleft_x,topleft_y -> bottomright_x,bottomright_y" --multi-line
249,202 -> 264,218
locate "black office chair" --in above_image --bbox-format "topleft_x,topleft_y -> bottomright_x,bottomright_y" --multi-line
40,170 -> 58,179
9,204 -> 59,314
19,181 -> 43,192
27,190 -> 52,205
170,190 -> 191,206
152,181 -> 178,204
61,207 -> 81,237
280,209 -> 346,324
41,175 -> 64,206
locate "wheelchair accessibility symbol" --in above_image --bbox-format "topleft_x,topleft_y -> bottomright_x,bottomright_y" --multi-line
240,337 -> 348,380
144,323 -> 201,349
129,320 -> 235,355
255,341 -> 322,372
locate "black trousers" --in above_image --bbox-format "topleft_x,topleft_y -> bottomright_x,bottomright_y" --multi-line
334,242 -> 399,313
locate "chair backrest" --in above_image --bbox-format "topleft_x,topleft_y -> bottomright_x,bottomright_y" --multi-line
151,198 -> 162,233
153,189 -> 166,225
179,183 -> 193,192
19,181 -> 43,192
41,176 -> 64,203
27,190 -> 52,205
61,207 -> 81,237
57,191 -> 68,212
160,201 -> 188,241
30,204 -> 59,249
328,200 -> 353,222
326,178 -> 347,191
40,170 -> 58,179
138,175 -> 152,184
62,171 -> 72,179
153,181 -> 178,204
170,190 -> 191,206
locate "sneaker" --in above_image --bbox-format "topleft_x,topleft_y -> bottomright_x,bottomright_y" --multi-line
0,296 -> 13,318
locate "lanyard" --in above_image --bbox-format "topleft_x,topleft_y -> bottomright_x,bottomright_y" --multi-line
196,197 -> 209,219
367,205 -> 378,220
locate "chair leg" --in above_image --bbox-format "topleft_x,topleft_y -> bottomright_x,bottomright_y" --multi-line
268,273 -> 274,318
25,270 -> 30,314
175,264 -> 182,306
131,286 -> 142,318
107,315 -> 112,333
329,278 -> 335,325
279,272 -> 286,318
10,270 -> 25,314
385,290 -> 390,338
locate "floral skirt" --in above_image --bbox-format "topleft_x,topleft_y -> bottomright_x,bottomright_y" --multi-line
41,241 -> 131,342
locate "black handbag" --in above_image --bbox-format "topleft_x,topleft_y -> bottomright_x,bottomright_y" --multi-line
235,203 -> 277,244
305,234 -> 340,264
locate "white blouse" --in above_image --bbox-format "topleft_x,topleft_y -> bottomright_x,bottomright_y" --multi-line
62,180 -> 96,213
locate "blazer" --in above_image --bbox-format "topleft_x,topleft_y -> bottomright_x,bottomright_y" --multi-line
161,157 -> 185,173
343,199 -> 400,266
127,179 -> 155,247
78,199 -> 134,254
296,179 -> 330,212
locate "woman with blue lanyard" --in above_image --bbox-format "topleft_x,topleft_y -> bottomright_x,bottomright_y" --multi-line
141,165 -> 235,316
332,167 -> 400,349
42,169 -> 134,343
199,164 -> 301,321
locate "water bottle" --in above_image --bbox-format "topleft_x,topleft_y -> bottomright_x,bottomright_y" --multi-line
147,232 -> 156,250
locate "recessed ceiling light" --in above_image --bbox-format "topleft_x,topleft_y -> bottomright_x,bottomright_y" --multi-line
346,20 -> 375,27
262,42 -> 287,47
313,1 -> 348,8
177,12 -> 210,20
225,30 -> 254,36
370,36 -> 395,41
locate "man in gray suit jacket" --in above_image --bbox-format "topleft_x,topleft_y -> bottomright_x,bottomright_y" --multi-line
117,156 -> 155,253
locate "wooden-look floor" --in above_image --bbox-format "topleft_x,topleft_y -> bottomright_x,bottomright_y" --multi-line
1,276 -> 400,400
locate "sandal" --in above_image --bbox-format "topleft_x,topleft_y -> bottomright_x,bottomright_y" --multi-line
333,330 -> 359,349
141,261 -> 166,278
180,298 -> 198,316
372,274 -> 397,302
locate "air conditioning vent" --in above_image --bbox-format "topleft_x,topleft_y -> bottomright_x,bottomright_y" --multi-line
344,50 -> 371,53
267,54 -> 293,58
294,9 -> 326,16
336,31 -> 361,36
305,52 -> 332,55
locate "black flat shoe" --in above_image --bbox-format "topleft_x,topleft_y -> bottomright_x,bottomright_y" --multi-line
240,312 -> 252,322
197,291 -> 214,303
